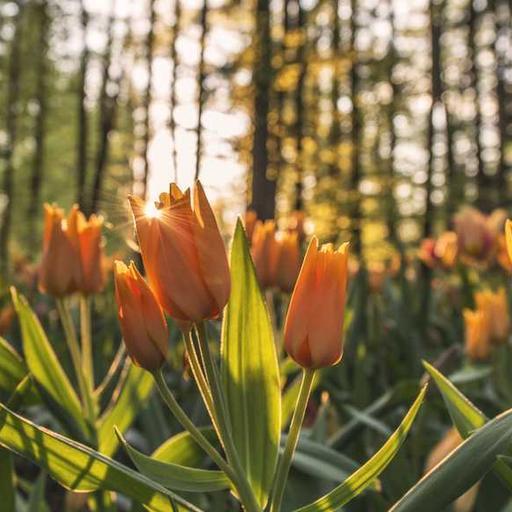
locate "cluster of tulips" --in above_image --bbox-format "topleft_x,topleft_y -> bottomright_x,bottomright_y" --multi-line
419,206 -> 511,271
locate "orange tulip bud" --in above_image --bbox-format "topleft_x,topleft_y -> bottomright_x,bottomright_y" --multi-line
474,288 -> 510,343
129,181 -> 230,323
506,219 -> 512,262
454,207 -> 495,265
284,237 -> 349,369
463,308 -> 492,361
243,209 -> 258,241
39,204 -> 82,297
251,220 -> 279,290
114,261 -> 168,371
275,231 -> 302,293
76,211 -> 105,294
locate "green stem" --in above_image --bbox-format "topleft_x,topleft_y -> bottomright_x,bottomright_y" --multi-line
80,294 -> 94,394
269,368 -> 316,512
56,298 -> 96,436
194,322 -> 260,512
153,369 -> 259,512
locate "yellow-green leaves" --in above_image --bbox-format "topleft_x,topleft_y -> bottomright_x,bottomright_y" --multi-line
221,220 -> 281,508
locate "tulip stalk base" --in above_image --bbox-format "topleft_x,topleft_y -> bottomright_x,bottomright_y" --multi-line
269,368 -> 316,512
80,294 -> 94,395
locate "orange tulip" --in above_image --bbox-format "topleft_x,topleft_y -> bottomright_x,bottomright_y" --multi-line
39,204 -> 82,297
76,210 -> 105,294
114,261 -> 168,371
251,220 -> 279,290
454,207 -> 495,265
244,209 -> 258,242
284,237 -> 349,369
506,219 -> 512,262
474,288 -> 510,343
463,308 -> 492,361
129,181 -> 230,323
275,231 -> 302,293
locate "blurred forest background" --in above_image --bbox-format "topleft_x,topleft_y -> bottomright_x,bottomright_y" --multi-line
0,0 -> 511,279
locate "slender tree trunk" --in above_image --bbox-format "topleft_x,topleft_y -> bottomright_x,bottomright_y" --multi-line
28,0 -> 49,230
140,0 -> 156,199
194,0 -> 208,181
294,3 -> 306,211
349,0 -> 361,255
90,2 -> 118,214
0,3 -> 24,279
250,0 -> 275,220
170,0 -> 181,181
468,0 -> 488,210
76,0 -> 89,207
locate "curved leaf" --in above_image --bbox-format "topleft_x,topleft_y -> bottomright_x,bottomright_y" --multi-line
293,385 -> 427,512
0,404 -> 201,512
221,220 -> 281,508
116,428 -> 230,492
389,407 -> 512,512
0,447 -> 15,512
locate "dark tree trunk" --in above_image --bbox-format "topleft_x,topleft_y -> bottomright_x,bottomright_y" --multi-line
140,0 -> 156,199
76,1 -> 89,207
170,0 -> 181,181
28,0 -> 49,230
194,0 -> 208,181
89,4 -> 118,214
328,0 -> 341,179
0,3 -> 24,279
250,0 -> 275,220
350,0 -> 361,255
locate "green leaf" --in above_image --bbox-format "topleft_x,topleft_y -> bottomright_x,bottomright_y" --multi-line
27,472 -> 49,512
0,404 -> 201,512
221,220 -> 281,508
11,289 -> 88,438
0,447 -> 15,512
293,385 -> 427,512
116,428 -> 230,492
389,407 -> 512,512
97,363 -> 154,456
0,337 -> 27,395
423,360 -> 512,488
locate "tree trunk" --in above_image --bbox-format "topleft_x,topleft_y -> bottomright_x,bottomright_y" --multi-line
76,0 -> 89,207
170,0 -> 181,181
0,2 -> 24,279
28,0 -> 49,230
250,0 -> 275,220
194,0 -> 208,181
140,0 -> 156,199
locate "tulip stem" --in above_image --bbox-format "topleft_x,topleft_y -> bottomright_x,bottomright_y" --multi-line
80,294 -> 94,394
269,368 -> 316,512
194,322 -> 261,512
153,369 -> 260,512
56,298 -> 96,438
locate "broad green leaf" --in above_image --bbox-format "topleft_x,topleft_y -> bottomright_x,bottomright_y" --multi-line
0,405 -> 202,512
116,428 -> 230,492
389,407 -> 512,512
97,363 -> 154,456
293,385 -> 427,512
11,289 -> 88,437
423,361 -> 512,488
0,337 -> 27,395
221,220 -> 281,508
0,447 -> 15,512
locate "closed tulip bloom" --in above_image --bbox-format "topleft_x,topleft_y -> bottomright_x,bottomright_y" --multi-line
129,181 -> 230,323
114,261 -> 168,371
76,211 -> 105,294
464,308 -> 492,361
454,207 -> 495,264
244,209 -> 258,242
275,231 -> 302,293
251,220 -> 279,289
506,220 -> 512,262
474,288 -> 510,343
39,204 -> 82,297
284,237 -> 349,369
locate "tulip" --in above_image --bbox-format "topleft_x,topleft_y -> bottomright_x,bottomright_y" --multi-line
497,234 -> 512,273
243,209 -> 258,242
454,207 -> 495,265
275,231 -> 302,293
251,220 -> 279,290
76,211 -> 105,294
506,219 -> 512,262
114,261 -> 168,371
474,288 -> 510,343
129,181 -> 230,323
284,237 -> 349,369
39,204 -> 82,297
463,308 -> 492,361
